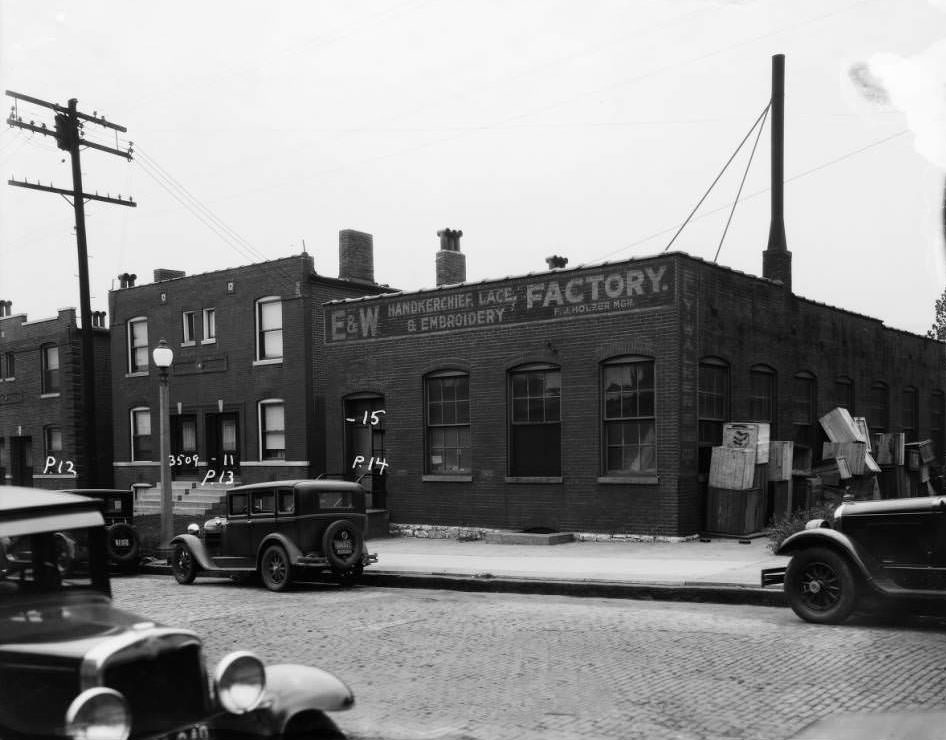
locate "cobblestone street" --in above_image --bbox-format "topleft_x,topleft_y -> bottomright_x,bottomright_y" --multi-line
115,576 -> 946,740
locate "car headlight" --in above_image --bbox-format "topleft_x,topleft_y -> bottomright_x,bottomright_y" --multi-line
186,522 -> 201,536
215,651 -> 266,714
65,688 -> 131,740
804,518 -> 831,530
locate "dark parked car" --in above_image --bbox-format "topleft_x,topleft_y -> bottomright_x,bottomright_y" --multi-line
170,479 -> 377,592
763,493 -> 946,623
0,486 -> 355,739
59,488 -> 140,571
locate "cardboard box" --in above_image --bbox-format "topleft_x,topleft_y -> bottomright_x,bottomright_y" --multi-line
722,422 -> 770,464
819,407 -> 862,443
709,447 -> 756,490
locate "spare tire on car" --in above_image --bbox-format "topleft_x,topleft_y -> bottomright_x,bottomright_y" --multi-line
322,520 -> 364,572
106,522 -> 140,570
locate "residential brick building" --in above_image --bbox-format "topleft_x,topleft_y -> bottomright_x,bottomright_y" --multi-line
108,234 -> 388,494
0,303 -> 112,489
321,237 -> 946,537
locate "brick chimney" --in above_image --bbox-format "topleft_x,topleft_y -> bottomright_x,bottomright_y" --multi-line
0,300 -> 11,318
436,228 -> 466,286
545,255 -> 568,269
118,273 -> 137,289
153,268 -> 186,282
338,229 -> 375,284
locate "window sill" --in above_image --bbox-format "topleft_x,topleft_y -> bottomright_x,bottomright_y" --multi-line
34,474 -> 77,480
180,341 -> 196,348
201,338 -> 217,345
422,474 -> 473,482
40,392 -> 61,399
597,475 -> 659,485
253,358 -> 283,367
504,476 -> 563,484
125,371 -> 149,378
0,377 -> 13,382
113,461 -> 161,467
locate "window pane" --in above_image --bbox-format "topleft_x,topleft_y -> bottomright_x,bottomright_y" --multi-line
263,329 -> 283,359
264,403 -> 284,431
135,410 -> 151,437
260,300 -> 281,329
429,402 -> 443,425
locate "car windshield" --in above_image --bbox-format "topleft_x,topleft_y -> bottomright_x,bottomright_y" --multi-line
0,526 -> 97,598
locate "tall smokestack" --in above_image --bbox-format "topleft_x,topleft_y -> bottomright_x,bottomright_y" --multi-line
763,53 -> 792,291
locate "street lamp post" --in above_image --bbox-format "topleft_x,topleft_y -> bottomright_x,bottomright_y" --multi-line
152,338 -> 174,558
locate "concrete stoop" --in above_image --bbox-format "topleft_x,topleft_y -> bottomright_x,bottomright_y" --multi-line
134,481 -> 236,517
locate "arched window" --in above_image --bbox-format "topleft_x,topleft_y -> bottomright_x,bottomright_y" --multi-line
602,356 -> 656,475
508,363 -> 561,477
834,376 -> 854,413
867,381 -> 889,434
792,371 -> 817,466
901,386 -> 918,442
698,358 -> 729,448
749,365 -> 776,433
425,370 -> 471,474
931,390 -> 945,463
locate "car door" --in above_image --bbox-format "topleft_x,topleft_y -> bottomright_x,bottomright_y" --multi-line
842,503 -> 935,589
930,495 -> 946,590
217,492 -> 254,568
249,490 -> 276,555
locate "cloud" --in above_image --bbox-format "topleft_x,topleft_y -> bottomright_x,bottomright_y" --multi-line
848,39 -> 946,170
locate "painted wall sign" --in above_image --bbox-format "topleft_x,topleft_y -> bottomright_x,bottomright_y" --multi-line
326,259 -> 675,342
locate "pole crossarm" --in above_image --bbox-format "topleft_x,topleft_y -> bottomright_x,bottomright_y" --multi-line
80,138 -> 133,160
6,89 -> 128,132
8,178 -> 137,206
6,117 -> 57,138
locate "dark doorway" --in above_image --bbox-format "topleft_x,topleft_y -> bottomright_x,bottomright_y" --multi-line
205,413 -> 240,479
344,395 -> 386,509
11,436 -> 33,486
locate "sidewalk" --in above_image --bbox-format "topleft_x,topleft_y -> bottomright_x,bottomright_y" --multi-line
141,534 -> 791,607
359,535 -> 790,606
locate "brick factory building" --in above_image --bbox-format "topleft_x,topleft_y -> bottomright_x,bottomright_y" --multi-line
321,234 -> 946,537
108,234 -> 388,494
0,302 -> 112,489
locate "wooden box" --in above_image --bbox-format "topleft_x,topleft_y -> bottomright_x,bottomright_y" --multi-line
709,447 -> 756,490
706,486 -> 766,536
770,479 -> 793,519
722,422 -> 770,464
823,441 -> 868,476
768,441 -> 794,482
875,433 -> 905,466
819,407 -> 862,443
853,418 -> 871,451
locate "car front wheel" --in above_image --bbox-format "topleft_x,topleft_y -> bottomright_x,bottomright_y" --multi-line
171,544 -> 197,585
784,546 -> 857,624
260,544 -> 292,592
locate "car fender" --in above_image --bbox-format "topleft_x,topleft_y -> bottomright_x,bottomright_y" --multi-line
170,533 -> 215,571
777,529 -> 874,583
263,663 -> 355,730
256,533 -> 304,565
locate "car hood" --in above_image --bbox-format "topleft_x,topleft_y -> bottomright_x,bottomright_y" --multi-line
837,494 -> 946,518
0,591 -> 160,661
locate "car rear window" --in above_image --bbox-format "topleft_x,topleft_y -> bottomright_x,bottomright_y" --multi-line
251,492 -> 275,515
230,493 -> 248,516
277,490 -> 294,514
318,491 -> 352,510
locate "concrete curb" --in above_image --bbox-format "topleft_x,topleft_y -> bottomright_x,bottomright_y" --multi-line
133,563 -> 787,607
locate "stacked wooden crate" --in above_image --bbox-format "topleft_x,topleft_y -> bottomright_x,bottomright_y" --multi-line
873,432 -> 937,497
816,407 -> 880,500
706,422 -> 769,536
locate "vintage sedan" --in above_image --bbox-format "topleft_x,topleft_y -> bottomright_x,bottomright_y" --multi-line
0,486 -> 355,739
763,493 -> 946,624
59,488 -> 141,571
170,479 -> 377,592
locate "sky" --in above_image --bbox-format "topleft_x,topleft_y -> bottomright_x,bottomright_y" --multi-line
1,0 -> 945,336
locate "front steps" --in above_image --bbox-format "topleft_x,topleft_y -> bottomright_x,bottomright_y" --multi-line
134,480 -> 236,517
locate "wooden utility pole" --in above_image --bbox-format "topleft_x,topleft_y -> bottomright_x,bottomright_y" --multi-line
6,90 -> 136,486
